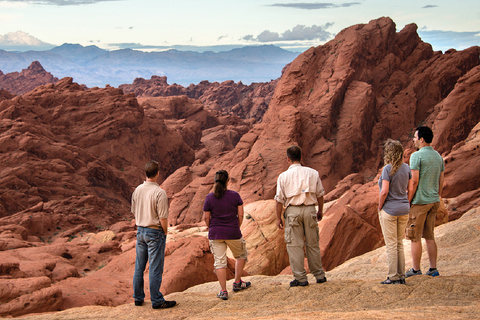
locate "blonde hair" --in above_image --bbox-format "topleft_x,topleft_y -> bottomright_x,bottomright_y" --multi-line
383,139 -> 404,176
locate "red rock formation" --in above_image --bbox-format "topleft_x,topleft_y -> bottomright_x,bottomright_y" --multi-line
0,77 -> 194,223
167,17 -> 480,226
0,61 -> 58,95
120,76 -> 279,122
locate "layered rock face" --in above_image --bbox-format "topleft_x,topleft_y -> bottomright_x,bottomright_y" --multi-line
1,16 -> 480,318
120,76 -> 279,122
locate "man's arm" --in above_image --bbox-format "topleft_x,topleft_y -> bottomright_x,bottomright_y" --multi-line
409,169 -> 419,203
160,218 -> 168,234
438,171 -> 444,197
316,196 -> 324,221
276,201 -> 284,229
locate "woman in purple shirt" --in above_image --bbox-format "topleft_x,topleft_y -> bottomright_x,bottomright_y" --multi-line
203,170 -> 251,300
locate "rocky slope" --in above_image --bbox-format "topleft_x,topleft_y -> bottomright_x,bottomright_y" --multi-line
0,16 -> 479,318
15,206 -> 480,319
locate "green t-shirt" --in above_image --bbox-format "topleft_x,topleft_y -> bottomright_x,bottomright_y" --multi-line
410,146 -> 445,205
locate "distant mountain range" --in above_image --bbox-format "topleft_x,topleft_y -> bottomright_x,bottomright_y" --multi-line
0,44 -> 300,87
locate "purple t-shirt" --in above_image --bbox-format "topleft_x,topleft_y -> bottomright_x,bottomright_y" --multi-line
203,190 -> 243,240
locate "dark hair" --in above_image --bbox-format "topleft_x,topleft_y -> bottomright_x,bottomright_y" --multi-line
416,126 -> 433,143
286,145 -> 302,162
145,161 -> 159,178
213,170 -> 229,199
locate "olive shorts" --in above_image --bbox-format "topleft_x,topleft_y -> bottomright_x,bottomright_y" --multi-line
405,202 -> 440,241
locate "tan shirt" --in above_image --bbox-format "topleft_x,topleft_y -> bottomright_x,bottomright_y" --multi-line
131,181 -> 169,230
274,164 -> 325,207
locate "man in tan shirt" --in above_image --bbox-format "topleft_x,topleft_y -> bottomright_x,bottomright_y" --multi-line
275,146 -> 327,286
131,161 -> 176,309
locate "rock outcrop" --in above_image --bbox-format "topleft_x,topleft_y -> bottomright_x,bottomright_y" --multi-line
0,61 -> 58,95
120,76 -> 279,122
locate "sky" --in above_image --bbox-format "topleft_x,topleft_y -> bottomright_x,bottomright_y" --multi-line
0,0 -> 479,53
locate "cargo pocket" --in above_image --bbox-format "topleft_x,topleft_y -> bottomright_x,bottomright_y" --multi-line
405,216 -> 416,239
309,213 -> 318,228
284,226 -> 292,243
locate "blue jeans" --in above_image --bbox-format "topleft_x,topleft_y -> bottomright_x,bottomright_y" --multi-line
133,227 -> 166,305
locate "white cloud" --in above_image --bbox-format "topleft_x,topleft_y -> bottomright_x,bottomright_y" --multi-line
243,24 -> 334,43
418,28 -> 480,51
0,0 -> 120,5
269,2 -> 361,10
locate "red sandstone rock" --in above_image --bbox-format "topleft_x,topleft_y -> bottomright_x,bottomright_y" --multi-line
242,200 -> 289,275
120,76 -> 278,122
0,61 -> 58,95
166,17 -> 479,226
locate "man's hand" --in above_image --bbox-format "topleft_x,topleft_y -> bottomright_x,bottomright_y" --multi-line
276,217 -> 284,229
276,201 -> 285,229
316,196 -> 324,221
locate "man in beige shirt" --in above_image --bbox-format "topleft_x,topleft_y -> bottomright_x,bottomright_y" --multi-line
275,146 -> 327,286
131,161 -> 176,309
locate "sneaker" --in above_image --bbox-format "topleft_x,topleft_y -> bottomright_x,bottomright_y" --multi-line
217,290 -> 229,300
134,300 -> 144,306
397,278 -> 406,284
381,277 -> 400,284
316,277 -> 327,284
233,280 -> 251,292
290,279 -> 309,287
405,268 -> 422,278
152,300 -> 176,309
426,268 -> 440,277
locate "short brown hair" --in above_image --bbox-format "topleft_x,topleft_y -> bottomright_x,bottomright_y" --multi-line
287,145 -> 302,162
145,161 -> 159,178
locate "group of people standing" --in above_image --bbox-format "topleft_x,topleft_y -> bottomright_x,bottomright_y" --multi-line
130,125 -> 445,309
378,126 -> 444,283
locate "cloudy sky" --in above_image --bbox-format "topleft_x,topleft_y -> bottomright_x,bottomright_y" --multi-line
0,0 -> 479,52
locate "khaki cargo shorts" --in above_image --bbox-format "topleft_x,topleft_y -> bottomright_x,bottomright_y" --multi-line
209,238 -> 248,269
405,202 -> 440,241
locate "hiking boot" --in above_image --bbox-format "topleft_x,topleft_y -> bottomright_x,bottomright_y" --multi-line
134,300 -> 144,306
426,268 -> 440,277
405,268 -> 422,278
152,300 -> 176,309
233,280 -> 251,292
217,290 -> 229,300
290,279 -> 309,287
316,277 -> 327,284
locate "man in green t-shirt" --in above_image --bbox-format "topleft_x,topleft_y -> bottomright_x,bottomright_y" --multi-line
405,126 -> 445,278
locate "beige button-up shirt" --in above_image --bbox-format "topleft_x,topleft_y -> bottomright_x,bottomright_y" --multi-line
131,181 -> 169,230
274,163 -> 325,207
